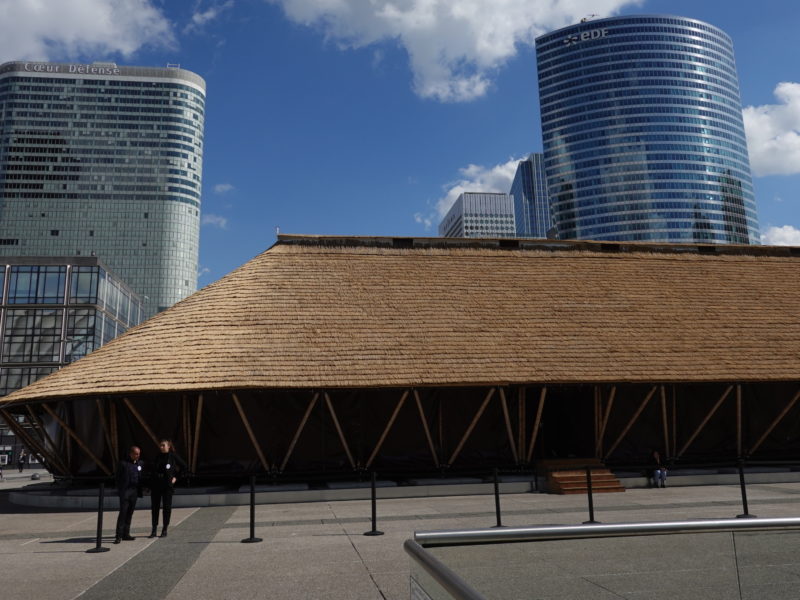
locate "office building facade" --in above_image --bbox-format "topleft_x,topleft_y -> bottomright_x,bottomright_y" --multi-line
0,61 -> 206,315
536,15 -> 759,244
510,153 -> 552,238
439,192 -> 516,238
0,256 -> 143,467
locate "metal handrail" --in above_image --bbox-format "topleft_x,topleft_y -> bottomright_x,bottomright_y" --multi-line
415,516 -> 800,546
404,539 -> 487,600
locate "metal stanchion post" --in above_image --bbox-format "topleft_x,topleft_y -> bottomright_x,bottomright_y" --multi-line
241,475 -> 263,543
582,467 -> 600,524
86,482 -> 110,553
492,468 -> 503,528
736,459 -> 756,519
364,471 -> 384,536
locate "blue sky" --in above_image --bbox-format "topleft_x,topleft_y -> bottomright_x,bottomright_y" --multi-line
2,0 -> 800,288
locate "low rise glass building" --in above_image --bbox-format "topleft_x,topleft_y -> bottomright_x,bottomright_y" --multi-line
0,256 -> 143,468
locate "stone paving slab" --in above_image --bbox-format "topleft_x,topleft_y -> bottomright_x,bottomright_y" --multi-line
2,482 -> 800,599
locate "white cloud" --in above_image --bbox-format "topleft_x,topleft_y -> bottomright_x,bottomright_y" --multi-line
743,82 -> 800,177
213,182 -> 235,194
184,0 -> 235,34
266,0 -> 642,102
761,225 -> 800,246
0,0 -> 174,62
202,214 -> 229,229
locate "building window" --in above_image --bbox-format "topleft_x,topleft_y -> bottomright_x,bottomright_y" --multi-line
8,266 -> 67,304
50,230 -> 59,236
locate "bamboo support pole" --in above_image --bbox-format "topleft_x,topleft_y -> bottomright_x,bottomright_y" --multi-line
232,393 -> 270,472
280,392 -> 319,473
748,388 -> 800,456
595,386 -> 615,457
324,392 -> 355,470
676,385 -> 734,459
604,386 -> 657,461
366,390 -> 409,469
660,385 -> 669,457
414,389 -> 439,469
94,399 -> 115,465
122,398 -> 160,449
526,387 -> 547,464
1,408 -> 67,476
518,387 -> 526,463
736,385 -> 742,457
25,405 -> 70,474
191,394 -> 203,473
40,404 -> 111,475
110,400 -> 118,462
448,388 -> 495,466
498,388 -> 519,463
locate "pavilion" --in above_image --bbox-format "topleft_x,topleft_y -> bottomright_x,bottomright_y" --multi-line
1,235 -> 799,480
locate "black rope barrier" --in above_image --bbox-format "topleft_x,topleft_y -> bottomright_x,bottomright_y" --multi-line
241,475 -> 262,543
363,471 -> 384,536
86,482 -> 110,553
736,459 -> 757,519
492,468 -> 503,528
582,467 -> 600,524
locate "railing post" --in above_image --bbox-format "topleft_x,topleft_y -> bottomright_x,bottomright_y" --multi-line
736,459 -> 756,519
364,471 -> 384,536
583,466 -> 600,524
492,468 -> 503,528
241,474 -> 263,543
86,482 -> 110,553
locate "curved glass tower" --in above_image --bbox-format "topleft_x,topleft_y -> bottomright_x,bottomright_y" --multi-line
0,62 -> 205,315
536,15 -> 759,244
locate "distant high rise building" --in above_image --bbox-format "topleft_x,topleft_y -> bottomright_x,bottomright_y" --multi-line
0,61 -> 206,315
510,153 -> 551,238
536,15 -> 759,244
439,192 -> 516,238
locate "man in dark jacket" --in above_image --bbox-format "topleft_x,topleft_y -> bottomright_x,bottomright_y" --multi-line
115,445 -> 143,544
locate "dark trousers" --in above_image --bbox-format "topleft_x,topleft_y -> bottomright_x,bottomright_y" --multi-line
116,488 -> 138,537
151,486 -> 174,528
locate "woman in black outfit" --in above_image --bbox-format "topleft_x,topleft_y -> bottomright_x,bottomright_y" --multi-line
149,439 -> 186,538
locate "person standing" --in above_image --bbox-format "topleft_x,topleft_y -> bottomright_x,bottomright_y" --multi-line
115,445 -> 143,544
149,439 -> 186,538
17,449 -> 26,473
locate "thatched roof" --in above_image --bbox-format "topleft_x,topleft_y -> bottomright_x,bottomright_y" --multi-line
3,235 -> 800,403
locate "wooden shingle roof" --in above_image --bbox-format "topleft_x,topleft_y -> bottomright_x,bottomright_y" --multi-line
3,235 -> 800,403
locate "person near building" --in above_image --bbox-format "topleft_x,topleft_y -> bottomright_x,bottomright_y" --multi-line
651,449 -> 667,488
17,449 -> 26,473
148,439 -> 186,538
115,445 -> 143,543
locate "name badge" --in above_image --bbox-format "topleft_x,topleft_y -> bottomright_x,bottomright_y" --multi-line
137,465 -> 142,471
166,463 -> 171,469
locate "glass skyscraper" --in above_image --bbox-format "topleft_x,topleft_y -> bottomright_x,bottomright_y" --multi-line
0,61 -> 206,315
536,15 -> 759,244
510,153 -> 552,238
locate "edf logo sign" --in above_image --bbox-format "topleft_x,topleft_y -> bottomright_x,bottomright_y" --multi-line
564,28 -> 609,46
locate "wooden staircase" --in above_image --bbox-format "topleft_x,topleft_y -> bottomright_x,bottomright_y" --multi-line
538,458 -> 625,494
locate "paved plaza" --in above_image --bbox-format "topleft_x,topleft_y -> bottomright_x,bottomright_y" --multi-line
2,473 -> 800,599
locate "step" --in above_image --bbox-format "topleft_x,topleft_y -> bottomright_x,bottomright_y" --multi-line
558,487 -> 626,494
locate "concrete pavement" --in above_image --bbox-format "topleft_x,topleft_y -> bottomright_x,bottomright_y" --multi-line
2,479 -> 800,599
